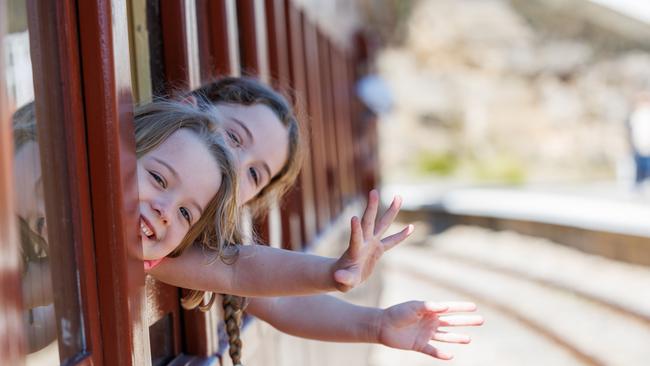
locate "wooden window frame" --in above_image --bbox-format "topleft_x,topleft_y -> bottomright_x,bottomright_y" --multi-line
23,0 -> 149,365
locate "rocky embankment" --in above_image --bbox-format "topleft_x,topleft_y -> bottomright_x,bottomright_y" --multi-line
378,0 -> 650,184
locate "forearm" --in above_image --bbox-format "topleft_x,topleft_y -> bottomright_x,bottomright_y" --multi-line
148,244 -> 339,297
246,295 -> 382,343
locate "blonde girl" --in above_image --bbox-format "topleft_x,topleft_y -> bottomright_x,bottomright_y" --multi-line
148,77 -> 483,364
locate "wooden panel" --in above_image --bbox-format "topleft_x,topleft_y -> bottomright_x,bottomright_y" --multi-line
264,0 -> 290,90
197,0 -> 240,79
237,0 -> 269,81
285,1 -> 316,245
128,0 -> 153,103
330,45 -> 356,203
26,0 -> 109,363
76,0 -> 149,364
302,15 -> 331,232
160,0 -> 190,91
0,0 -> 25,363
317,31 -> 341,217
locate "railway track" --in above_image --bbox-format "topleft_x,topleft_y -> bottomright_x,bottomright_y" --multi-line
371,225 -> 650,366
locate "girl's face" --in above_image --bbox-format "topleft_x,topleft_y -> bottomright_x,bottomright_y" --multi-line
137,129 -> 222,260
218,103 -> 289,205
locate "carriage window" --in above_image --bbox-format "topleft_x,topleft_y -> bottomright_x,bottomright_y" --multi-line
6,0 -> 85,363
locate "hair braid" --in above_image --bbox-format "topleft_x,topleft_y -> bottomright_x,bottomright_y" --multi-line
222,294 -> 244,366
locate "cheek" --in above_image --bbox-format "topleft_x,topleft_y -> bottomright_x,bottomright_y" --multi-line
237,181 -> 255,206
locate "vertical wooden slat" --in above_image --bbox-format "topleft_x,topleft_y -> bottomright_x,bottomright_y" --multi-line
331,45 -> 356,203
286,1 -> 316,245
127,0 -> 152,103
76,0 -> 149,364
198,0 -> 240,79
0,0 -> 25,363
265,0 -> 290,90
302,15 -> 331,232
317,30 -> 341,217
237,0 -> 270,81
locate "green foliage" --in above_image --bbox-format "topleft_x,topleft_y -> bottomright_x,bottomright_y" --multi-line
418,152 -> 459,176
471,155 -> 527,184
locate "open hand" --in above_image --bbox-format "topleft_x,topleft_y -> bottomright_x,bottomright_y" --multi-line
333,190 -> 413,292
378,301 -> 484,360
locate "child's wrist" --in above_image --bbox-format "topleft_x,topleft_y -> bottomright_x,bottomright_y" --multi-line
367,307 -> 384,344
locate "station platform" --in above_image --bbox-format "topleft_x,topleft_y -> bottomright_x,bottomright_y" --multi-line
383,181 -> 650,238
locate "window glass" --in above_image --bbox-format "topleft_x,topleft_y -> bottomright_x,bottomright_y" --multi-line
5,0 -> 85,363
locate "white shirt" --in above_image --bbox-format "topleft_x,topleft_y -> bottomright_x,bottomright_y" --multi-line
630,104 -> 650,155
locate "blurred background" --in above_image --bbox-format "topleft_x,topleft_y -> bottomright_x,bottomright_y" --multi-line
353,0 -> 650,365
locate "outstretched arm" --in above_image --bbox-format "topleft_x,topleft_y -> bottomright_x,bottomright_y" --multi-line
148,244 -> 339,297
246,295 -> 483,360
148,190 -> 412,297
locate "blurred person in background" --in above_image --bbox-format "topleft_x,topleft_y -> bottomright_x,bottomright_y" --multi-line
628,92 -> 650,190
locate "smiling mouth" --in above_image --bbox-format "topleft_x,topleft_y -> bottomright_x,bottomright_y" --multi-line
140,216 -> 157,240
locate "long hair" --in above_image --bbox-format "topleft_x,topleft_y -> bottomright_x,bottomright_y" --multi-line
190,77 -> 304,218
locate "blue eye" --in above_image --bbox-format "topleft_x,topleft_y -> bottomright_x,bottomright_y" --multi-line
249,167 -> 259,186
180,207 -> 192,223
149,171 -> 167,188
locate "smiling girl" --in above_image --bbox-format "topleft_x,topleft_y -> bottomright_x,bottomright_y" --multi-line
133,101 -> 240,270
144,77 -> 483,364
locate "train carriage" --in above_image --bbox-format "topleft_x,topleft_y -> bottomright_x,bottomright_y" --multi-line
0,1 -> 378,365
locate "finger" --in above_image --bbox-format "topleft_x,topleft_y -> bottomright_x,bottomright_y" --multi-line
434,301 -> 478,313
439,315 -> 484,327
348,216 -> 363,256
380,224 -> 414,251
422,301 -> 450,314
420,344 -> 453,360
412,301 -> 448,316
334,269 -> 357,287
432,331 -> 471,344
361,190 -> 379,238
374,195 -> 402,237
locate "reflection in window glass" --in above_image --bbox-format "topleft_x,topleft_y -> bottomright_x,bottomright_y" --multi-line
5,0 -> 86,364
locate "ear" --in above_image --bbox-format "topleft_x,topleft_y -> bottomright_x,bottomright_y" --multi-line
180,95 -> 199,106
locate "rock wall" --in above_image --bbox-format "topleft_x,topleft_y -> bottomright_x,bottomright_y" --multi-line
378,0 -> 650,184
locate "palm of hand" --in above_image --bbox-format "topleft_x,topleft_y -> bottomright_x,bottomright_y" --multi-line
333,190 -> 413,292
377,301 -> 484,360
379,304 -> 441,353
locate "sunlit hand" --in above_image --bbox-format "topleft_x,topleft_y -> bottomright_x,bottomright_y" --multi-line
377,301 -> 484,360
333,190 -> 414,292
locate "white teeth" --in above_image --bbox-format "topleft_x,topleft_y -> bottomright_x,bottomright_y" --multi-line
140,219 -> 154,237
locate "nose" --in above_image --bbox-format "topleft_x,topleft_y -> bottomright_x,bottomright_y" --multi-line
151,200 -> 170,226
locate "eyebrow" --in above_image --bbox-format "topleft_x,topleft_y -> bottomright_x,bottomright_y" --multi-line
231,117 -> 272,183
153,157 -> 203,217
153,157 -> 179,180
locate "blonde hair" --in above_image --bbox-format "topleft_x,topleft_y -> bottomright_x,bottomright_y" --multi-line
191,77 -> 304,217
134,100 -> 242,309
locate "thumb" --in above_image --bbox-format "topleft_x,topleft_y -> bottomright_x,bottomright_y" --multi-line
334,268 -> 357,286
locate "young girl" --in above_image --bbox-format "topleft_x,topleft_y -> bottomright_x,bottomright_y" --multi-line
133,101 -> 241,271
145,77 -> 484,364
